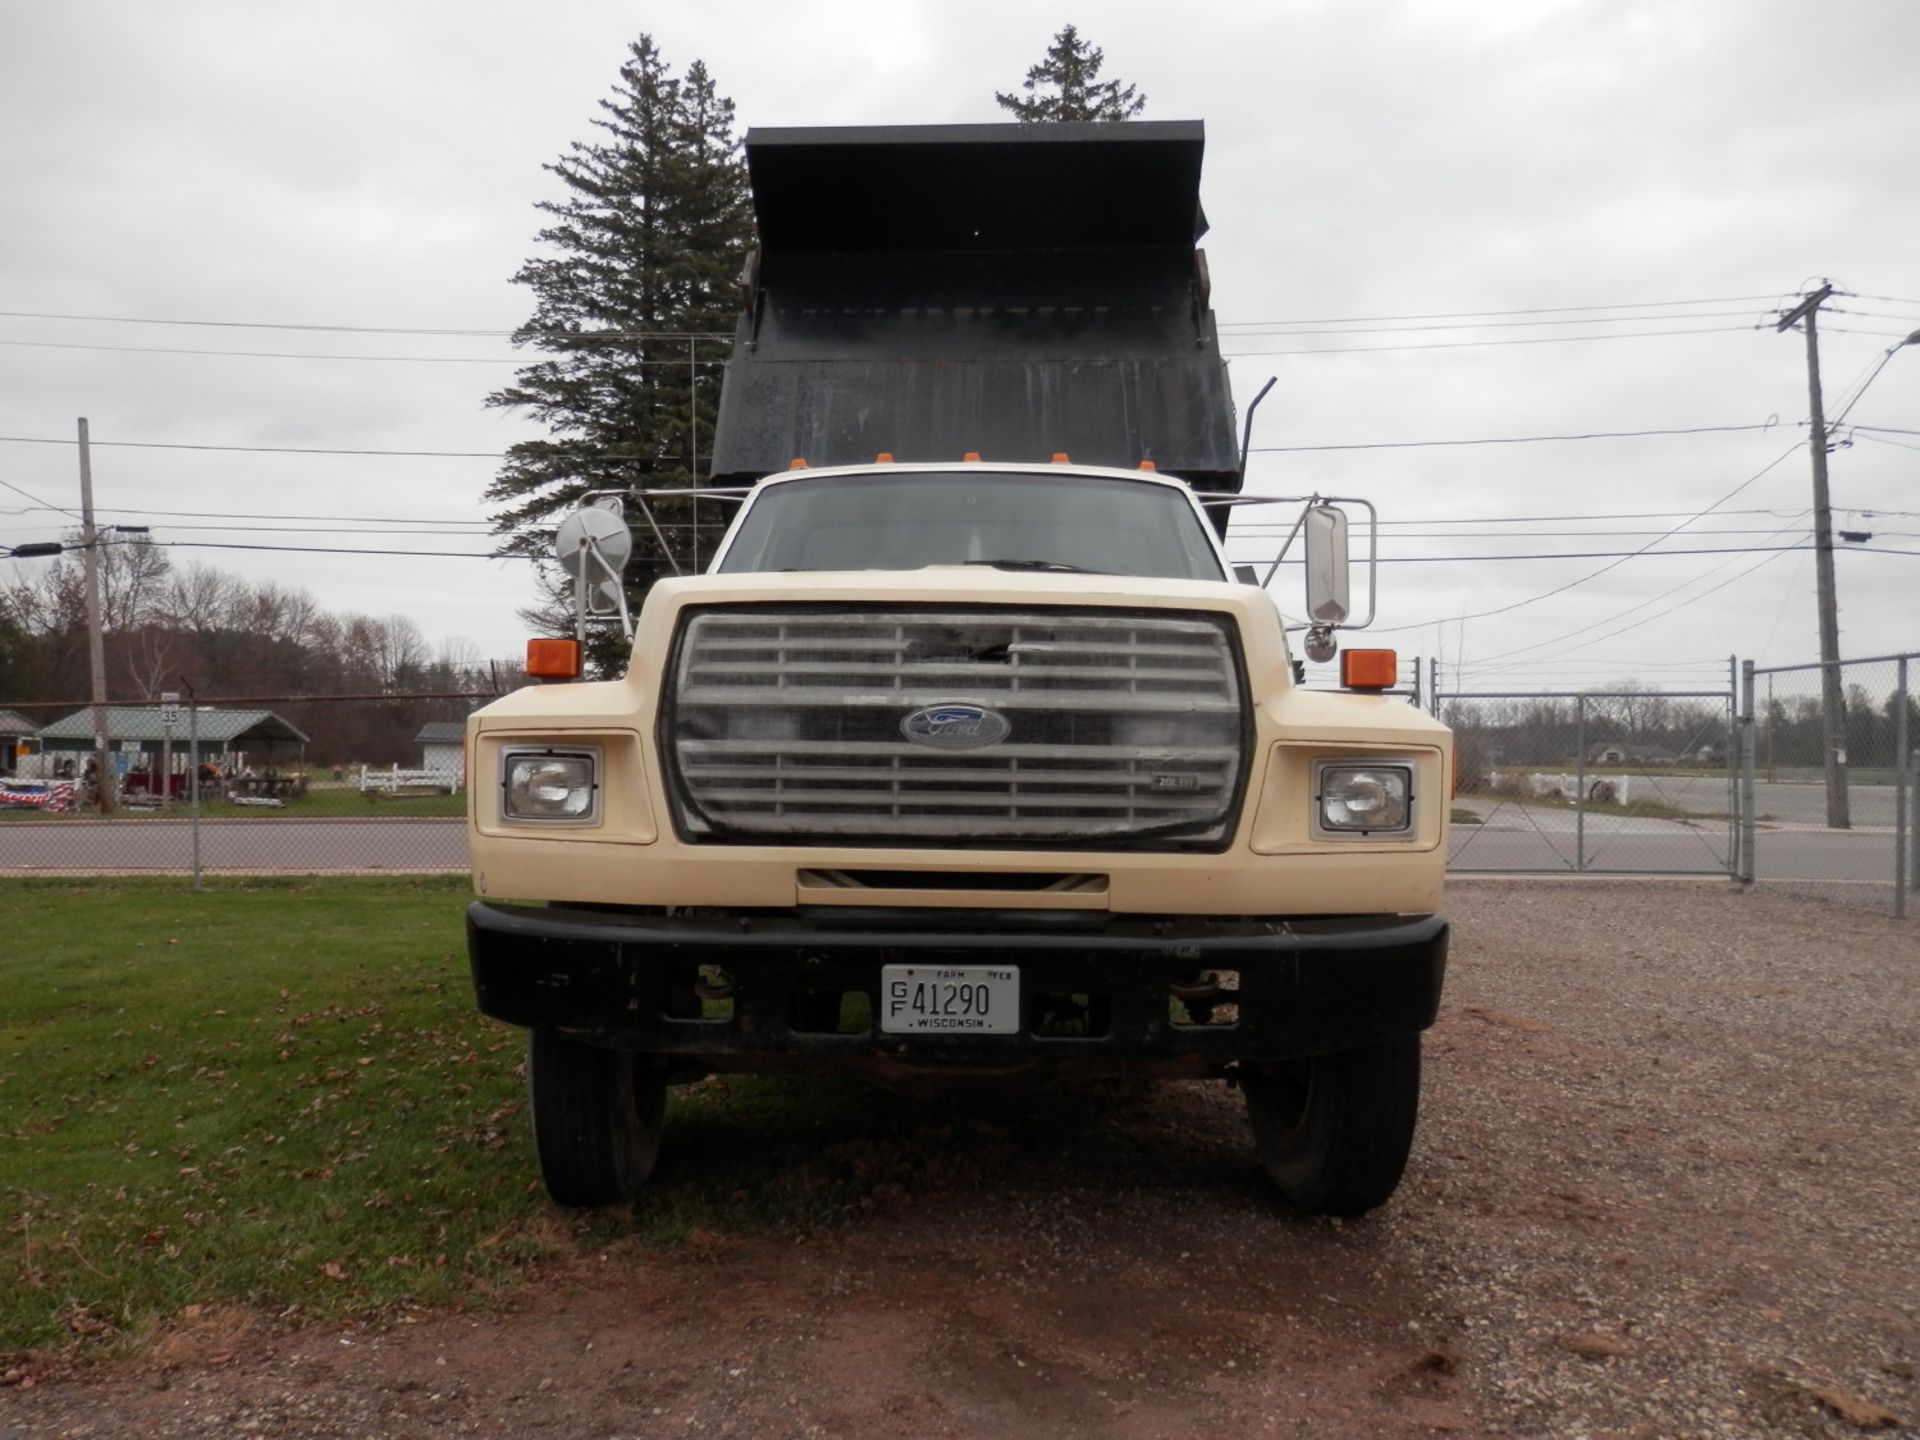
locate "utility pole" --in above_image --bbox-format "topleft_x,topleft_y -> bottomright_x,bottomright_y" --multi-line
77,417 -> 115,814
1775,285 -> 1848,829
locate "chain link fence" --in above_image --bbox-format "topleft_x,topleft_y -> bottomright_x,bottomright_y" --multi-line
5,659 -> 1917,916
0,693 -> 480,877
1738,654 -> 1919,916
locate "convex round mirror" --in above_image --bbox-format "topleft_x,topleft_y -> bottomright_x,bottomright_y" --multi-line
553,507 -> 633,580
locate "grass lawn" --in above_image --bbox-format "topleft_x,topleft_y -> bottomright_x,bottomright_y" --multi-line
1,877 -> 1102,1357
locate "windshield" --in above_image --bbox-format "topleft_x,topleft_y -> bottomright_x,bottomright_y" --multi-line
715,471 -> 1226,581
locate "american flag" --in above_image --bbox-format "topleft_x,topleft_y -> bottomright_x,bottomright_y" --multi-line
0,781 -> 76,813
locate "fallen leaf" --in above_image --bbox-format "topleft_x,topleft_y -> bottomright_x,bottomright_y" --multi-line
1805,1384 -> 1901,1430
1461,1006 -> 1550,1033
321,1261 -> 346,1280
1560,1331 -> 1632,1359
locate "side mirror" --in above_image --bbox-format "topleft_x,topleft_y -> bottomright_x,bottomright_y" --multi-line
1303,504 -> 1350,625
553,500 -> 636,641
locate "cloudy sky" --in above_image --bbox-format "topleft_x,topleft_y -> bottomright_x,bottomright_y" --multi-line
3,0 -> 1916,695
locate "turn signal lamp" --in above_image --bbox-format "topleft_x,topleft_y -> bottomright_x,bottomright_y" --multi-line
1051,452 -> 1071,464
1138,460 -> 1157,472
963,451 -> 981,462
787,458 -> 808,470
1341,649 -> 1398,692
526,638 -> 582,681
875,452 -> 894,463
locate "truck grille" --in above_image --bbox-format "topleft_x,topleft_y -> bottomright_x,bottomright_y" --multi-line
662,606 -> 1248,849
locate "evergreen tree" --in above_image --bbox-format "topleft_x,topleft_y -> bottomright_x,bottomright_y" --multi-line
484,37 -> 751,666
995,24 -> 1147,122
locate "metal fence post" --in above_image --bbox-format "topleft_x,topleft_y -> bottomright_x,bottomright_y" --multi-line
1726,656 -> 1740,879
1741,660 -> 1758,888
187,692 -> 203,891
1897,656 -> 1910,919
1575,694 -> 1587,873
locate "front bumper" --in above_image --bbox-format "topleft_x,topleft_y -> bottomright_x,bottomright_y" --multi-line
467,903 -> 1448,1066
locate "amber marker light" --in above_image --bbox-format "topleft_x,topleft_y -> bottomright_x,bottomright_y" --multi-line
1051,452 -> 1071,463
526,638 -> 583,681
963,451 -> 982,462
1341,649 -> 1398,692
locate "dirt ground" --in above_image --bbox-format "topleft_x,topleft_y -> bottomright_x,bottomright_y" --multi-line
6,880 -> 1917,1439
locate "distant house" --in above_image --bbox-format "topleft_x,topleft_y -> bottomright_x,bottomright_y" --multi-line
32,706 -> 309,779
0,710 -> 37,774
1588,741 -> 1633,765
415,721 -> 467,789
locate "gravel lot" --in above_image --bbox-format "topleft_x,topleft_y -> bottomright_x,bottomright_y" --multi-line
7,879 -> 1917,1438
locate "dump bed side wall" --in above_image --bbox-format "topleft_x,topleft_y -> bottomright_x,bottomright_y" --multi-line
708,122 -> 1242,493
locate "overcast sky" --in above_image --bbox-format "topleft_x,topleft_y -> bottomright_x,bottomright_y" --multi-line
3,0 -> 1916,696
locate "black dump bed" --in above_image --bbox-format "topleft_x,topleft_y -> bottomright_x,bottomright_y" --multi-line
707,121 -> 1242,499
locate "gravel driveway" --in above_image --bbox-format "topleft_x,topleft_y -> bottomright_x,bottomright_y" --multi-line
8,880 -> 1916,1438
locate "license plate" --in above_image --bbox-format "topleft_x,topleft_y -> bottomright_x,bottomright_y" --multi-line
879,965 -> 1019,1034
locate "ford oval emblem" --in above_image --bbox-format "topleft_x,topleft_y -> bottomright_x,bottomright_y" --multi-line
901,703 -> 1011,750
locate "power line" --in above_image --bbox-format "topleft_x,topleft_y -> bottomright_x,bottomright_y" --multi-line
1222,325 -> 1755,358
1458,512 -> 1810,667
0,433 -> 502,457
0,327 -> 1760,365
1218,294 -> 1778,327
0,475 -> 82,523
0,339 -> 522,364
6,298 -> 1773,335
0,421 -> 1788,462
0,307 -> 730,340
1222,310 -> 1760,338
1369,441 -> 1805,631
1462,546 -> 1798,673
1248,422 -> 1776,454
0,339 -> 720,365
1838,292 -> 1920,308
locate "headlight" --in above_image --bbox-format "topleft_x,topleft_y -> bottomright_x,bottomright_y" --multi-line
1317,763 -> 1411,834
502,748 -> 600,824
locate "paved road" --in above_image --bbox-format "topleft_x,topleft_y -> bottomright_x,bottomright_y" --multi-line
1451,794 -> 1911,884
1621,773 -> 1904,827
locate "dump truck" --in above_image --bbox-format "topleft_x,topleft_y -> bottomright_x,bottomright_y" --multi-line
465,121 -> 1452,1215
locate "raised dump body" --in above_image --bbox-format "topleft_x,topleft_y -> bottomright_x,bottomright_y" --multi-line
709,121 -> 1241,502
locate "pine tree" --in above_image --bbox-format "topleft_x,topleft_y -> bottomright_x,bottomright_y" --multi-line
484,37 -> 751,665
995,24 -> 1147,122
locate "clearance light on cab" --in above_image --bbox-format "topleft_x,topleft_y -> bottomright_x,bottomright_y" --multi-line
1341,648 -> 1398,691
501,747 -> 601,825
526,638 -> 582,680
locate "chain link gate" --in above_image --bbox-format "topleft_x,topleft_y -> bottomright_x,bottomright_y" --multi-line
1439,687 -> 1739,877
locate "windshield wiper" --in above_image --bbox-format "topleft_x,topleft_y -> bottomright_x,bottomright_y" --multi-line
959,559 -> 1106,574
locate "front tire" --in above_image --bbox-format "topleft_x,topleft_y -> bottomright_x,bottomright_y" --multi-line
527,1031 -> 666,1206
1243,1034 -> 1421,1216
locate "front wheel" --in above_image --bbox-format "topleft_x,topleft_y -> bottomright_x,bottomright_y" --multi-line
526,1031 -> 666,1206
1243,1035 -> 1421,1216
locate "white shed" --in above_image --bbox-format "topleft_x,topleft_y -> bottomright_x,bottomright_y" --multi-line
414,721 -> 468,789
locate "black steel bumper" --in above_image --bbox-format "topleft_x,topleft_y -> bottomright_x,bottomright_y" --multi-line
467,902 -> 1448,1065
